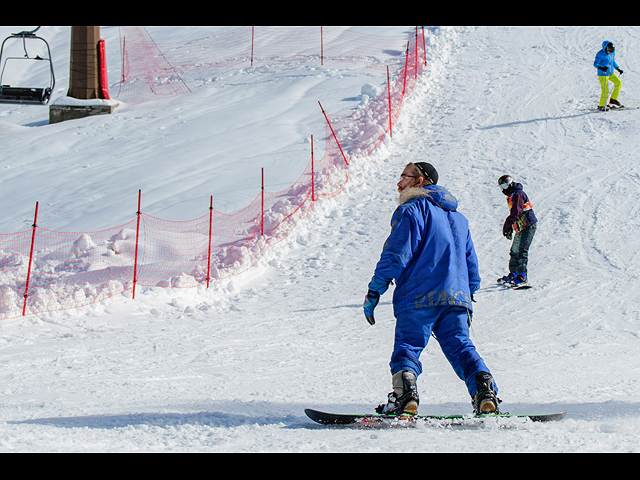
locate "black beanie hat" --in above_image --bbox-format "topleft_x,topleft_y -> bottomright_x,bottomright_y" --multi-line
414,162 -> 438,185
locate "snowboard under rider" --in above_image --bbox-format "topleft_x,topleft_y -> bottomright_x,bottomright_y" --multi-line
498,175 -> 537,286
363,162 -> 500,416
594,40 -> 624,112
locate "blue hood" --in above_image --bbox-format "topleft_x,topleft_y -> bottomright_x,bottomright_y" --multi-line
594,40 -> 618,76
423,185 -> 458,212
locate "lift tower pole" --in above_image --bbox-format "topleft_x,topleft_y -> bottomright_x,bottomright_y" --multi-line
51,26 -> 117,123
67,26 -> 101,99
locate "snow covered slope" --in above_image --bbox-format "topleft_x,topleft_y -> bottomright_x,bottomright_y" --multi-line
1,26 -> 639,452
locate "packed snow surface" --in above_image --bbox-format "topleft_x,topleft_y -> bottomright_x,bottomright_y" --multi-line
1,26 -> 640,452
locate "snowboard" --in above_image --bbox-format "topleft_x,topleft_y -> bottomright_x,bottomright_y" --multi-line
497,280 -> 532,290
305,408 -> 566,427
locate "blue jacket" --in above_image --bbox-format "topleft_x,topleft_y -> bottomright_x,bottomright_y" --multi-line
371,185 -> 481,316
594,40 -> 619,76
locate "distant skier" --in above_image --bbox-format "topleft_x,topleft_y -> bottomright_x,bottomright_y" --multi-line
594,41 -> 624,112
497,175 -> 537,287
363,161 -> 500,416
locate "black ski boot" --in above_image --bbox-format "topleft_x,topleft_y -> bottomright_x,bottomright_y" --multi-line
472,372 -> 501,415
376,370 -> 419,415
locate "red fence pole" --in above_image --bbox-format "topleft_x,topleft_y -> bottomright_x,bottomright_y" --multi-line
320,27 -> 324,66
251,26 -> 255,67
422,26 -> 427,66
207,196 -> 213,288
415,27 -> 418,80
318,101 -> 349,167
387,66 -> 392,138
403,41 -> 409,96
261,168 -> 264,237
132,190 -> 141,300
311,135 -> 315,202
121,35 -> 126,83
22,202 -> 39,316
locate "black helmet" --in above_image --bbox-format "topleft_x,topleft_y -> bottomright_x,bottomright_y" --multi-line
606,42 -> 615,54
498,175 -> 513,191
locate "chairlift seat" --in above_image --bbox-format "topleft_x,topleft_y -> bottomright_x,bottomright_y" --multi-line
0,85 -> 52,105
0,27 -> 55,106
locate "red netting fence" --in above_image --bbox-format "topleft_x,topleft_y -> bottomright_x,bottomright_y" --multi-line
0,26 -> 427,319
117,26 -> 421,97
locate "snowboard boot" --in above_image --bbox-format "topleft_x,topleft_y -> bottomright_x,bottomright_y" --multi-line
472,372 -> 501,415
512,273 -> 527,286
497,273 -> 515,284
376,370 -> 419,416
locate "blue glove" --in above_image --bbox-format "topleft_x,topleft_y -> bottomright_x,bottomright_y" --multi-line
363,276 -> 390,325
363,290 -> 380,325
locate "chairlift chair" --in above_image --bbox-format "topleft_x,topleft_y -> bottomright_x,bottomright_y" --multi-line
0,26 -> 55,105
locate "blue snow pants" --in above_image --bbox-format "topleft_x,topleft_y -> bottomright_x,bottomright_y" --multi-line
390,305 -> 496,398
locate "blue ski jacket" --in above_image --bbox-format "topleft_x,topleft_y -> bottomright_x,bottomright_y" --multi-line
371,185 -> 481,316
594,40 -> 619,76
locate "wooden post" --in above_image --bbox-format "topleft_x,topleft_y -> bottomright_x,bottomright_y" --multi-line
68,26 -> 102,100
52,26 -> 117,124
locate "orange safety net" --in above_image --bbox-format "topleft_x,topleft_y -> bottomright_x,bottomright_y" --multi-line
0,27 -> 427,319
117,26 -> 418,97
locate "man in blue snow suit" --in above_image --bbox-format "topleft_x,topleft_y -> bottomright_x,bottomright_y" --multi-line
363,162 -> 499,416
594,40 -> 624,111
